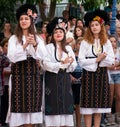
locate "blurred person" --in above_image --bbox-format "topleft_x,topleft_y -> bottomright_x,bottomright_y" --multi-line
71,37 -> 83,127
74,26 -> 84,40
39,21 -> 49,43
75,18 -> 84,28
62,10 -> 69,21
78,9 -> 115,127
69,16 -> 77,33
116,21 -> 120,47
0,21 -> 13,42
105,22 -> 111,35
0,43 -> 9,126
0,38 -> 11,126
66,21 -> 75,48
107,35 -> 120,124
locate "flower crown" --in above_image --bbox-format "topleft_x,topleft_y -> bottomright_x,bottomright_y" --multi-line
57,18 -> 68,30
27,9 -> 38,22
93,16 -> 104,25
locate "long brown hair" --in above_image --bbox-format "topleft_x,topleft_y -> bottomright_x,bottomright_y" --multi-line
84,23 -> 108,45
50,28 -> 68,53
14,16 -> 37,43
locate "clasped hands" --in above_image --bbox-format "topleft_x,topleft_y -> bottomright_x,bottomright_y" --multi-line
96,52 -> 107,63
61,56 -> 74,64
108,61 -> 120,70
23,34 -> 37,49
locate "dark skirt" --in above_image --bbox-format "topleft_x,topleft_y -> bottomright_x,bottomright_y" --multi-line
71,83 -> 81,105
45,70 -> 74,115
11,57 -> 42,113
80,67 -> 111,108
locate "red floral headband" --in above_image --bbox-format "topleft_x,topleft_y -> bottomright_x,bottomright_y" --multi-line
93,16 -> 104,25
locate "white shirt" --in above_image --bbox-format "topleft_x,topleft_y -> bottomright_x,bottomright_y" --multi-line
108,48 -> 120,74
7,35 -> 48,63
78,39 -> 115,72
43,43 -> 77,73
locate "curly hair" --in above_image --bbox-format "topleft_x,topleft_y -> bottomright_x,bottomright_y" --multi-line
84,23 -> 108,45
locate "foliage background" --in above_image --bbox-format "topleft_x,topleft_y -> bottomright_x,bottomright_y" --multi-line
0,0 -> 119,31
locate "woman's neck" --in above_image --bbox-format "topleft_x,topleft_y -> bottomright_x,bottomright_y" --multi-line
4,31 -> 11,38
93,34 -> 99,39
23,29 -> 28,36
56,41 -> 61,47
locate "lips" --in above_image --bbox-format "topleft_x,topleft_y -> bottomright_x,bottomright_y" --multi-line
57,36 -> 62,38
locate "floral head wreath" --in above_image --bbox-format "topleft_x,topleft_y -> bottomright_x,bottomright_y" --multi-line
27,9 -> 38,22
16,4 -> 38,23
56,18 -> 68,30
93,16 -> 104,25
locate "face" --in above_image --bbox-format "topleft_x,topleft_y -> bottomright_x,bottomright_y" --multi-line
105,24 -> 110,31
77,20 -> 83,28
116,24 -> 120,35
75,27 -> 82,37
109,37 -> 117,49
19,15 -> 31,30
53,29 -> 64,42
67,21 -> 71,30
42,24 -> 47,33
72,18 -> 76,25
4,23 -> 11,31
3,42 -> 8,54
90,21 -> 101,35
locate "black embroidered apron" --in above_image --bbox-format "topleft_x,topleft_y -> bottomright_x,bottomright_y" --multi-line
45,70 -> 74,115
80,67 -> 111,108
11,57 -> 42,113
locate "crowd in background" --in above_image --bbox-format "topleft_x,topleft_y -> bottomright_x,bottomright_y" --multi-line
0,3 -> 120,127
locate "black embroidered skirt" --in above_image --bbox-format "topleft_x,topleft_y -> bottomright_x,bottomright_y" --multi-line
45,71 -> 74,115
11,57 -> 42,113
80,67 -> 111,108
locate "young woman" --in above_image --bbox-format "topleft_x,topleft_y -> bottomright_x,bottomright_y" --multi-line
107,35 -> 120,124
74,26 -> 84,40
43,17 -> 77,127
78,10 -> 115,127
6,4 -> 48,127
0,21 -> 13,42
0,38 -> 11,126
75,18 -> 84,28
70,37 -> 83,127
0,42 -> 9,126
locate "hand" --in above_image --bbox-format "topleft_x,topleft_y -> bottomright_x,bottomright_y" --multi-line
27,34 -> 36,46
62,56 -> 74,64
108,64 -> 116,70
70,75 -> 77,82
96,52 -> 107,63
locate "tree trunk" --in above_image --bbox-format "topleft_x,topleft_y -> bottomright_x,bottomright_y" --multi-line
38,1 -> 47,21
38,0 -> 57,21
48,0 -> 57,20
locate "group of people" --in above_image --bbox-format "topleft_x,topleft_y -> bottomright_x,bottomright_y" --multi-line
0,3 -> 120,127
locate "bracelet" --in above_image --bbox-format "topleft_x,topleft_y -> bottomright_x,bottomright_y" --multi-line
33,43 -> 38,47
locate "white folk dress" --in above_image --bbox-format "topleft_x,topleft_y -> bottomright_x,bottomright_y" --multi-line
6,35 -> 48,127
78,39 -> 115,115
42,43 -> 77,127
